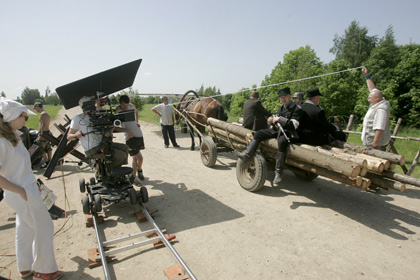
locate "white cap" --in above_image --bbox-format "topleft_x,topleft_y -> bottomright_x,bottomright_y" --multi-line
0,97 -> 36,122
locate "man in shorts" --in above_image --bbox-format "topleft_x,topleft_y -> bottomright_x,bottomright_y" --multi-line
115,95 -> 145,182
33,102 -> 52,168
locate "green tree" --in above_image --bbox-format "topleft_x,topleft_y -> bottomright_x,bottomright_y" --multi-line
330,20 -> 378,68
20,87 -> 41,105
1,91 -> 5,98
258,46 -> 323,113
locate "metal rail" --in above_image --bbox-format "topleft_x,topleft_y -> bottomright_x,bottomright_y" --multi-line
87,194 -> 196,280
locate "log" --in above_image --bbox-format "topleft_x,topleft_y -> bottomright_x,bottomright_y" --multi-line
207,132 -> 247,151
260,140 -> 361,178
207,118 -> 252,138
333,140 -> 405,166
286,158 -> 368,190
207,126 -> 248,145
365,173 -> 406,192
373,170 -> 420,188
300,144 -> 368,170
325,145 -> 385,173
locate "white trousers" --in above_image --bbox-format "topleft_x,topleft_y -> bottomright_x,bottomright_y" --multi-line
4,184 -> 58,273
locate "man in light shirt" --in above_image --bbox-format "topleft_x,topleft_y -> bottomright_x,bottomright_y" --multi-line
152,96 -> 180,148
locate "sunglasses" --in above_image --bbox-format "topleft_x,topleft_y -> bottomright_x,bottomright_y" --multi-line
20,114 -> 29,121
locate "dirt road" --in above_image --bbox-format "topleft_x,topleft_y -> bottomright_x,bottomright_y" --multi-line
1,106 -> 419,279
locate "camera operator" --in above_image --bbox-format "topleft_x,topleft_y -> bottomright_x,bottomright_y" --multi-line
67,96 -> 129,169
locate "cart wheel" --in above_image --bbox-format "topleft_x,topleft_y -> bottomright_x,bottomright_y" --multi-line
93,194 -> 102,213
79,178 -> 86,193
90,177 -> 96,185
200,137 -> 217,167
82,196 -> 90,215
236,152 -> 267,192
129,188 -> 137,205
139,186 -> 149,203
292,170 -> 318,181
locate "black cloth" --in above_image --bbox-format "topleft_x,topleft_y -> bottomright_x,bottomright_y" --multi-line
242,99 -> 272,131
298,101 -> 346,145
253,101 -> 303,153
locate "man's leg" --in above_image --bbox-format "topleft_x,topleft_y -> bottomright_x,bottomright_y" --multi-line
273,136 -> 288,186
237,129 -> 275,162
161,125 -> 169,147
167,125 -> 179,147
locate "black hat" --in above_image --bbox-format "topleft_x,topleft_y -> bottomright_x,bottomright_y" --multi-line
278,87 -> 291,97
306,88 -> 322,98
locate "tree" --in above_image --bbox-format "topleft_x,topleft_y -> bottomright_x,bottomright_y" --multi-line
20,87 -> 41,105
1,91 -> 5,98
258,46 -> 323,113
330,20 -> 378,68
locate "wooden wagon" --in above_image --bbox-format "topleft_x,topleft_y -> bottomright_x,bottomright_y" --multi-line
200,117 -> 420,193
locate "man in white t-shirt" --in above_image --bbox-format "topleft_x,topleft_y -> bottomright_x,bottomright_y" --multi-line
67,96 -> 129,168
151,96 -> 180,148
361,66 -> 391,150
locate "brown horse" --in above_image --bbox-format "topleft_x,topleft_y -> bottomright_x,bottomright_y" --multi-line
175,90 -> 228,150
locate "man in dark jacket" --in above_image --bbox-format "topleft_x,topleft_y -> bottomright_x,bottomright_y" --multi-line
298,88 -> 346,146
238,87 -> 303,186
242,91 -> 272,131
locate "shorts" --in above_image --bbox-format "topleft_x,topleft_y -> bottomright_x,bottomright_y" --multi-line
126,137 -> 145,156
37,131 -> 52,152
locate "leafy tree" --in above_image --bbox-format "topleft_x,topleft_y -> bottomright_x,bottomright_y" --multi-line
20,87 -> 41,105
318,60 -> 364,118
1,92 -> 5,97
258,46 -> 323,113
330,20 -> 378,67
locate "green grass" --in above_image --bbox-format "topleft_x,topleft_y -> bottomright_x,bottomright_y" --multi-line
139,104 -> 160,123
25,105 -> 62,130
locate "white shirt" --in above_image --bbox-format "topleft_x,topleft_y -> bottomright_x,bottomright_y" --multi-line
70,113 -> 102,152
0,134 -> 37,199
152,103 -> 174,125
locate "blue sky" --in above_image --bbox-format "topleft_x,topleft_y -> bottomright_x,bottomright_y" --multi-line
1,0 -> 419,100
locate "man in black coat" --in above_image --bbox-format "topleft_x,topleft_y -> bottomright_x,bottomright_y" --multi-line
242,91 -> 272,131
238,87 -> 303,186
298,88 -> 346,146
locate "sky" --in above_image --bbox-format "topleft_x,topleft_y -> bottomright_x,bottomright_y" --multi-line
1,0 -> 420,101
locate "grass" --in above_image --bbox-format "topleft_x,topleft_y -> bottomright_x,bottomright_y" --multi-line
139,104 -> 160,124
25,105 -> 62,130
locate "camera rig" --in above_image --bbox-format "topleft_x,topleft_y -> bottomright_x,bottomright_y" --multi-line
55,59 -> 148,213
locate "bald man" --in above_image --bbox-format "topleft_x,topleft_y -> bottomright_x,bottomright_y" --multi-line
361,66 -> 391,150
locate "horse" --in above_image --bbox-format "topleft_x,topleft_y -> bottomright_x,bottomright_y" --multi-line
175,90 -> 228,150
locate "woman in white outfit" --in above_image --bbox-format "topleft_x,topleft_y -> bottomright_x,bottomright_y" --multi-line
0,98 -> 61,280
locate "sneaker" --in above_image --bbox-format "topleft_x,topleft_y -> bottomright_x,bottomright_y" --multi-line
40,161 -> 50,169
165,145 -> 169,148
173,144 -> 180,148
137,169 -> 144,180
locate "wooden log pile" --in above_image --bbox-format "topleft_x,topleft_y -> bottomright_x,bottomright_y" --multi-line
207,118 -> 420,192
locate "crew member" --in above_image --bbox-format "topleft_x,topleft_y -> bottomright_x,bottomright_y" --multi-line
238,87 -> 303,186
242,91 -> 272,131
33,102 -> 52,168
152,96 -> 180,148
67,96 -> 129,169
115,95 -> 145,182
361,66 -> 391,150
298,88 -> 346,146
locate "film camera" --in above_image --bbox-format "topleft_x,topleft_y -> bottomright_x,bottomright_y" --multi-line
55,59 -> 148,215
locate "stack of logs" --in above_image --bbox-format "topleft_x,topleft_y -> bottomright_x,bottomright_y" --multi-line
207,118 -> 420,192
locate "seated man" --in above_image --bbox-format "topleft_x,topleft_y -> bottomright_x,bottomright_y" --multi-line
242,90 -> 272,131
298,88 -> 346,146
238,87 -> 303,186
67,96 -> 129,169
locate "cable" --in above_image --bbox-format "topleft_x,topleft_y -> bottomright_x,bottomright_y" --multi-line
167,66 -> 363,106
